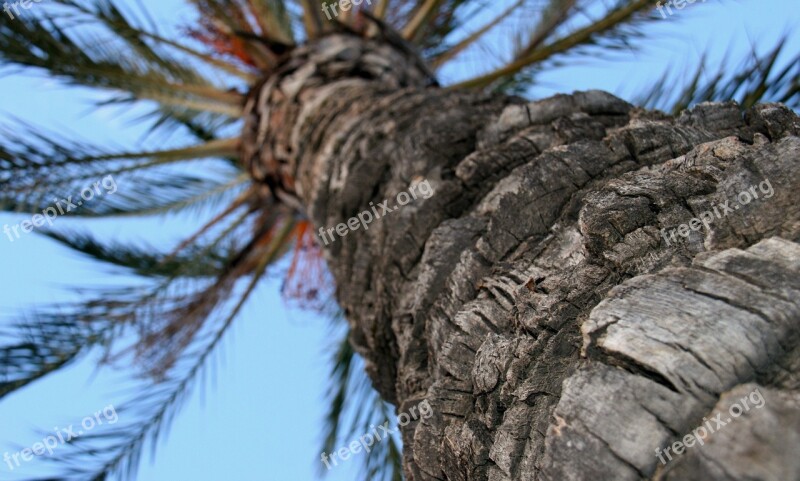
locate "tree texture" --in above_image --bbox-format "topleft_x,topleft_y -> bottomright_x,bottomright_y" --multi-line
243,35 -> 800,480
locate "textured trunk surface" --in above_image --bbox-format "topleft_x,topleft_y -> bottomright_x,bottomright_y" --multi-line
243,35 -> 800,481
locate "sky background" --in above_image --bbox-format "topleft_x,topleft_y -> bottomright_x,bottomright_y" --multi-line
0,1 -> 797,480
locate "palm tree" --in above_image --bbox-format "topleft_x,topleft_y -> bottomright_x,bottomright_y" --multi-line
1,0 -> 798,480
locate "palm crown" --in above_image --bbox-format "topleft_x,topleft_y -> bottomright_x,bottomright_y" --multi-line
0,0 -> 797,480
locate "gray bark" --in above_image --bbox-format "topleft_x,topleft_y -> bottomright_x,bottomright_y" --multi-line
242,35 -> 800,481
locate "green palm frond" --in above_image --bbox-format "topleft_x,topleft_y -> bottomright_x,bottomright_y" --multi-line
0,2 -> 244,116
4,216 -> 297,481
637,39 -> 800,114
0,128 -> 243,216
0,316 -> 110,400
451,0 -> 660,90
429,0 -> 525,69
60,0 -> 260,81
322,327 -> 403,481
73,1 -> 250,142
42,230 -> 233,278
60,0 -> 239,78
24,217 -> 294,481
371,0 -> 487,54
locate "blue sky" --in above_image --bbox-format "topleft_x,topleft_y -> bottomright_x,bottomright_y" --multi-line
0,1 -> 796,480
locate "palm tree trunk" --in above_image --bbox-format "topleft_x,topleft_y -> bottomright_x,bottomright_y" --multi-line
244,35 -> 800,481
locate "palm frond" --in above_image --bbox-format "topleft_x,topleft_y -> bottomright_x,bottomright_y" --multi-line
248,0 -> 296,44
24,217 -> 294,481
298,0 -> 325,38
401,0 -> 445,42
0,128 -> 243,217
637,39 -> 800,114
429,0 -> 524,69
28,258 -> 272,481
321,327 -> 403,481
0,317 -> 110,400
42,231 -> 232,278
187,0 -> 295,68
0,2 -> 244,116
397,0 -> 485,54
57,0 -> 255,81
451,0 -> 658,90
4,214 -> 301,481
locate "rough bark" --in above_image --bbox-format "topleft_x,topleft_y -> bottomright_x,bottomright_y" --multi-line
242,35 -> 800,481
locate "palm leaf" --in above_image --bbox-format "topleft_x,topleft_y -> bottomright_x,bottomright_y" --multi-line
0,3 -> 244,115
637,39 -> 800,114
429,0 -> 525,69
451,0 -> 659,90
321,327 -> 403,481
21,218 -> 294,481
0,316 -> 110,400
42,230 -> 233,278
0,128 -> 243,217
